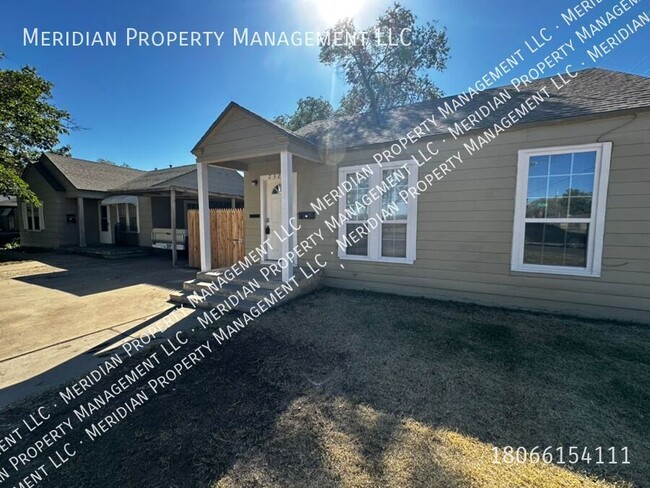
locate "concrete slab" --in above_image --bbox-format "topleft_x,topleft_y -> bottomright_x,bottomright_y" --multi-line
0,252 -> 197,409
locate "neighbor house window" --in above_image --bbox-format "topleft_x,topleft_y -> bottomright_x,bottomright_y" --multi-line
511,142 -> 612,277
117,203 -> 139,232
338,160 -> 418,263
22,202 -> 44,231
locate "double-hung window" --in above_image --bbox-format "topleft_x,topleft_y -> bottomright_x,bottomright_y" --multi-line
511,142 -> 612,277
338,160 -> 418,264
23,202 -> 44,231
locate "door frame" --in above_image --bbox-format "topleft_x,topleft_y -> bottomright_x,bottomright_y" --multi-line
98,204 -> 112,244
259,173 -> 297,262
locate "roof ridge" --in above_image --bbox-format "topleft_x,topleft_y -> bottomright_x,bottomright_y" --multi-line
294,67 -> 647,134
45,153 -> 145,172
127,165 -> 196,187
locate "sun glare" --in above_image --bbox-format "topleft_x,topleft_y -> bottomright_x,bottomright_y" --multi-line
313,0 -> 366,24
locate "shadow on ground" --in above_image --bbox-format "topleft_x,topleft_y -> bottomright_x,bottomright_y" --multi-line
1,288 -> 648,487
6,251 -> 191,297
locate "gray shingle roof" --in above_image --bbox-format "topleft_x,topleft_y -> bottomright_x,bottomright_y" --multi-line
45,154 -> 144,192
110,164 -> 244,197
295,68 -> 650,149
110,165 -> 196,191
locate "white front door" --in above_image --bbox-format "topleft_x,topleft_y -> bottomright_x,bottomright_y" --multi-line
99,204 -> 112,244
263,175 -> 297,260
265,178 -> 283,260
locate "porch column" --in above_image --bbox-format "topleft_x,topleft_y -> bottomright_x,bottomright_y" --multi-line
197,162 -> 212,271
77,197 -> 86,247
280,150 -> 293,282
170,188 -> 177,267
230,198 -> 235,209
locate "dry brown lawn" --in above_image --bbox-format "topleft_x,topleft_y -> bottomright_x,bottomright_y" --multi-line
1,288 -> 648,487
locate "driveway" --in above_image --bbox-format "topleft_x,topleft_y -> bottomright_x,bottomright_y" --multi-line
0,252 -> 196,408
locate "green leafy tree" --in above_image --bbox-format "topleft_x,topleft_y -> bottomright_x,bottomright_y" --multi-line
273,96 -> 334,131
320,3 -> 450,118
0,51 -> 73,204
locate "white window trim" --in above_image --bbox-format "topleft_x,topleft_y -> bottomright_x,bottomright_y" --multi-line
116,201 -> 140,233
338,160 -> 418,264
22,201 -> 45,232
511,142 -> 612,277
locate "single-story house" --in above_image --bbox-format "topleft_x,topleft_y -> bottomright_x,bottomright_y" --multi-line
190,68 -> 650,323
18,153 -> 243,255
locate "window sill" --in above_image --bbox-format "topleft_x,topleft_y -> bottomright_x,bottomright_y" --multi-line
511,264 -> 600,278
25,229 -> 44,232
339,254 -> 414,265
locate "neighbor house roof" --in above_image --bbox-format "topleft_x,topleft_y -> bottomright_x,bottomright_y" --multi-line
110,165 -> 197,191
0,196 -> 17,207
110,164 -> 245,197
44,153 -> 144,192
295,68 -> 650,149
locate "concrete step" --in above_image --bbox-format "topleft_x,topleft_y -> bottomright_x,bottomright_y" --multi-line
182,279 -> 278,302
196,266 -> 317,287
169,291 -> 262,313
170,263 -> 322,315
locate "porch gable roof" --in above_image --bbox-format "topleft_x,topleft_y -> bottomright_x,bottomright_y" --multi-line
191,102 -> 322,164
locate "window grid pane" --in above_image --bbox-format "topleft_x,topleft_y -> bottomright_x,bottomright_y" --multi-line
345,223 -> 368,256
381,223 -> 407,258
381,169 -> 408,221
524,223 -> 588,268
346,174 -> 370,221
526,151 -> 596,220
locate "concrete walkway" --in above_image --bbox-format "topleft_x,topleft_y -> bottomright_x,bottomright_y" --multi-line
0,252 -> 197,409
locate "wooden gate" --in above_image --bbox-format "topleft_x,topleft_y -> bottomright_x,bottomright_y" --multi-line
187,209 -> 245,269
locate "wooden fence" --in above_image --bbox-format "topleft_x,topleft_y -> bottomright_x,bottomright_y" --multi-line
187,209 -> 245,269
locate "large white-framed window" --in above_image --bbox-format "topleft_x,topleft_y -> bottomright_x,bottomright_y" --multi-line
511,142 -> 612,277
338,160 -> 418,264
22,202 -> 44,232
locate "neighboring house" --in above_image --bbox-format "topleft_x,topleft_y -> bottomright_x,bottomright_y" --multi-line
18,153 -> 243,250
190,68 -> 650,323
0,196 -> 18,245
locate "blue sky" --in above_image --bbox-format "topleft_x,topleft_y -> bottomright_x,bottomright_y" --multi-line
1,0 -> 648,170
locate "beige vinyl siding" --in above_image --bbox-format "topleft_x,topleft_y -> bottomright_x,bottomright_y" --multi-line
312,112 -> 650,323
19,166 -> 76,248
59,198 -> 79,246
84,199 -> 100,246
137,196 -> 153,247
220,110 -> 649,322
199,110 -> 289,163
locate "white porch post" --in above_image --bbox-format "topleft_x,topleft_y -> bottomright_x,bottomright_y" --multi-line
170,188 -> 177,267
197,162 -> 212,271
77,197 -> 86,247
280,150 -> 293,282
